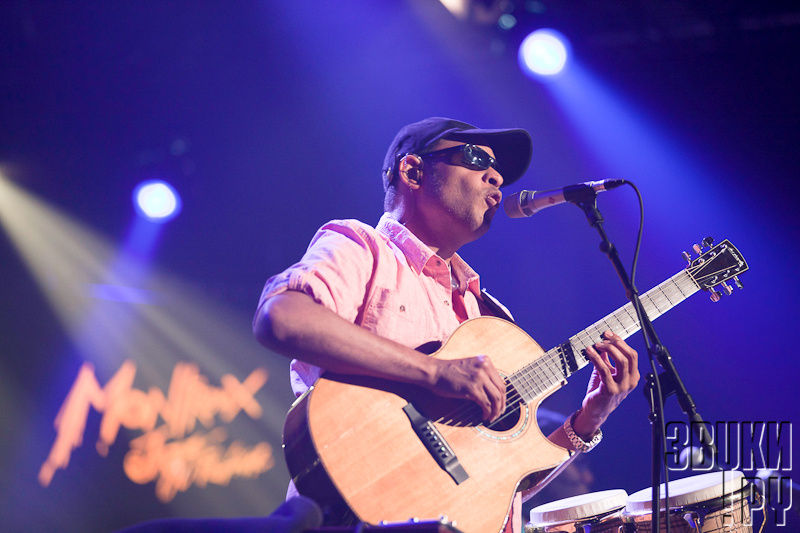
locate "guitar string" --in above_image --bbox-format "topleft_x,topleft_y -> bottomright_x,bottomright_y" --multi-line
432,350 -> 561,425
432,278 -> 689,425
406,254 -> 736,426
429,267 -> 711,426
432,339 -> 599,426
524,296 -> 686,424
434,289 -> 665,426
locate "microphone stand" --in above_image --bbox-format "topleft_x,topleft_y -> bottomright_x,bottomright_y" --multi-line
565,184 -> 718,533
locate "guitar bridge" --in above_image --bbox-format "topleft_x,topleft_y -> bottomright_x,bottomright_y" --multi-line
402,403 -> 469,485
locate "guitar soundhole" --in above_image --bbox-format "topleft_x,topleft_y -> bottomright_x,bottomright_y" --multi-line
485,402 -> 522,432
479,376 -> 524,432
454,377 -> 525,430
410,376 -> 525,432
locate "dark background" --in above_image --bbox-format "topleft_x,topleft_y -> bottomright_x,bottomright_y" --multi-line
1,1 -> 798,531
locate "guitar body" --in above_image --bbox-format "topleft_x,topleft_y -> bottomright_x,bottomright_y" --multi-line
283,317 -> 571,533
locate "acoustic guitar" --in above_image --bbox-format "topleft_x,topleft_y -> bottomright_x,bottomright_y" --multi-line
283,239 -> 748,533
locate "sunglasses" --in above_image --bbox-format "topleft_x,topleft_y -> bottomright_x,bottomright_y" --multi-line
419,144 -> 500,173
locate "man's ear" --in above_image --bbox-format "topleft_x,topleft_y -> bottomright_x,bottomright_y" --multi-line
397,154 -> 424,189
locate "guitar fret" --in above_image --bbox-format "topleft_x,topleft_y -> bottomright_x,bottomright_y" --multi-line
647,292 -> 664,316
539,352 -> 562,386
521,360 -> 541,395
675,272 -> 695,297
658,285 -> 674,306
622,305 -> 638,328
678,281 -> 692,295
642,302 -> 656,320
544,351 -> 560,385
618,308 -> 638,335
518,363 -> 537,399
513,348 -> 572,403
508,372 -> 531,401
510,264 -> 714,404
553,349 -> 569,379
536,365 -> 549,391
539,348 -> 561,384
524,360 -> 546,397
608,313 -> 629,336
572,330 -> 592,353
529,359 -> 546,389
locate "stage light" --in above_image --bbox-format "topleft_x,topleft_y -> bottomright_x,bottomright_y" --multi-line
498,14 -> 517,30
133,180 -> 181,221
439,0 -> 468,19
518,28 -> 570,77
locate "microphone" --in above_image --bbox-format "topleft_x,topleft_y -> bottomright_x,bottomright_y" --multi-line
503,179 -> 625,218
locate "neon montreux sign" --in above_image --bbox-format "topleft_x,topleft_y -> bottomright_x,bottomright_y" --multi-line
39,360 -> 274,502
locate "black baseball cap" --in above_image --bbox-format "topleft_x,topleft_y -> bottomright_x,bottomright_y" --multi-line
382,117 -> 532,189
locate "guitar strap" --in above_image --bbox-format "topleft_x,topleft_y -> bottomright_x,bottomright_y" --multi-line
479,288 -> 516,324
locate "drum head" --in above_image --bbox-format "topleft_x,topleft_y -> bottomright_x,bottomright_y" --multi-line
626,470 -> 747,514
530,489 -> 629,526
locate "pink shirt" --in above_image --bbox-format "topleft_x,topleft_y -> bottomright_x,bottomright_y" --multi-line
256,213 -> 522,531
257,213 -> 499,397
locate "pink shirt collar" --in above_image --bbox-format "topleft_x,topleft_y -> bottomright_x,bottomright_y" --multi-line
376,213 -> 480,294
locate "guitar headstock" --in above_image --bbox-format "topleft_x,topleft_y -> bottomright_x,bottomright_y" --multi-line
684,237 -> 748,301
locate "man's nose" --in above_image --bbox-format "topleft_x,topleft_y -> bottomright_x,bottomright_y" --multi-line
486,167 -> 503,188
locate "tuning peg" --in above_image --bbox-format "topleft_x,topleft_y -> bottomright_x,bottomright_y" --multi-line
721,282 -> 733,296
709,290 -> 722,302
692,243 -> 702,254
702,236 -> 715,248
682,251 -> 691,263
734,276 -> 743,289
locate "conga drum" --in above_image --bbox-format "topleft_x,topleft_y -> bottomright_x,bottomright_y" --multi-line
526,489 -> 629,532
623,471 -> 752,532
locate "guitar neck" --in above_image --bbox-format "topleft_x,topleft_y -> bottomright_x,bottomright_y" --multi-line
509,269 -> 700,404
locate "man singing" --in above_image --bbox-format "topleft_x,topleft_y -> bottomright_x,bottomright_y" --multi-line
253,117 -> 640,531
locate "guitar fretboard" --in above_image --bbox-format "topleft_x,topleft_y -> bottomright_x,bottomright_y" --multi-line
508,270 -> 700,404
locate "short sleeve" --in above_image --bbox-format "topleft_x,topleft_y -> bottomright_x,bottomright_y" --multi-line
255,219 -> 379,323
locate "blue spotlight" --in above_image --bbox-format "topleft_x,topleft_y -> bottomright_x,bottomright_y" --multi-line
518,28 -> 570,77
133,180 -> 181,222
